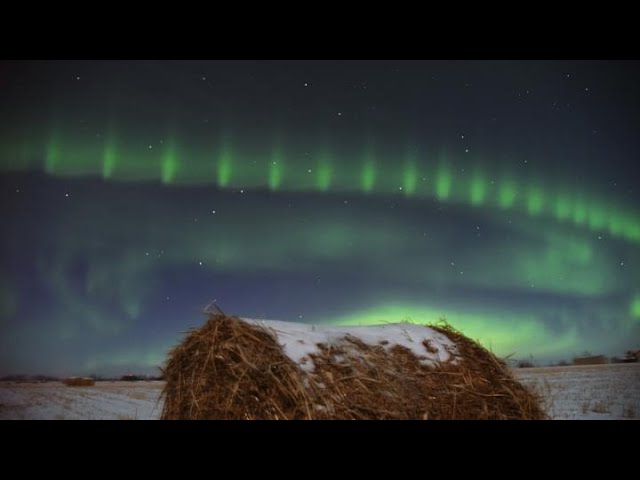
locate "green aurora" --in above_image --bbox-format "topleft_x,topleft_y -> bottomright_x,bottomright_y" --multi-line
1,60 -> 639,375
1,132 -> 639,244
1,152 -> 638,373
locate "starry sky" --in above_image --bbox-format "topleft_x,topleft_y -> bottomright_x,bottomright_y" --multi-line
1,60 -> 639,375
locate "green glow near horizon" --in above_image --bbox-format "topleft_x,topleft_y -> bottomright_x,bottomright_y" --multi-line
435,162 -> 452,200
330,304 -> 579,358
470,170 -> 487,206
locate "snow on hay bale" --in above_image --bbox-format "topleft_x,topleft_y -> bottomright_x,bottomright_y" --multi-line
63,377 -> 95,387
161,313 -> 546,420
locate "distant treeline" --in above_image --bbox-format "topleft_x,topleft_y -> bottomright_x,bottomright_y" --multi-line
0,373 -> 164,382
512,350 -> 639,368
0,374 -> 62,382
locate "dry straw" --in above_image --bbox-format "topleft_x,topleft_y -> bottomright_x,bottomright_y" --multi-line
161,312 -> 546,420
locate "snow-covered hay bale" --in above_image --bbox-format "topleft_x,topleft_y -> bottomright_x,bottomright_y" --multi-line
63,377 -> 95,387
161,314 -> 546,420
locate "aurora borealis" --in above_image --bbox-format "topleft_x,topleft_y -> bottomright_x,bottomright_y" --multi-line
0,60 -> 638,375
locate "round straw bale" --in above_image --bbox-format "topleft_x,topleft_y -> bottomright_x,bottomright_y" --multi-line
161,314 -> 546,420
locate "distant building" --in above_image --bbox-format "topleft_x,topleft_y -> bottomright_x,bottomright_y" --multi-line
63,377 -> 95,386
573,355 -> 608,366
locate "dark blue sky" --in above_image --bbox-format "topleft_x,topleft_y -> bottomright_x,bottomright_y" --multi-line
0,60 -> 638,375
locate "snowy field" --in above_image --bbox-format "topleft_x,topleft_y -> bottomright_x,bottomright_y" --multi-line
513,363 -> 640,420
0,363 -> 638,420
0,381 -> 164,420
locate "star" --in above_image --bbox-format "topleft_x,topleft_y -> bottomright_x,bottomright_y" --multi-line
148,145 -> 153,149
303,82 -> 309,87
337,112 -> 342,116
211,210 -> 216,214
199,261 -> 203,266
64,193 -> 69,198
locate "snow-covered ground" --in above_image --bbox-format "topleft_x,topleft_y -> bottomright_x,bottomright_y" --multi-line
1,363 -> 638,420
513,363 -> 640,420
0,381 -> 164,420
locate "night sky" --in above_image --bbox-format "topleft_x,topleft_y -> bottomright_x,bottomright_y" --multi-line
1,60 -> 639,375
